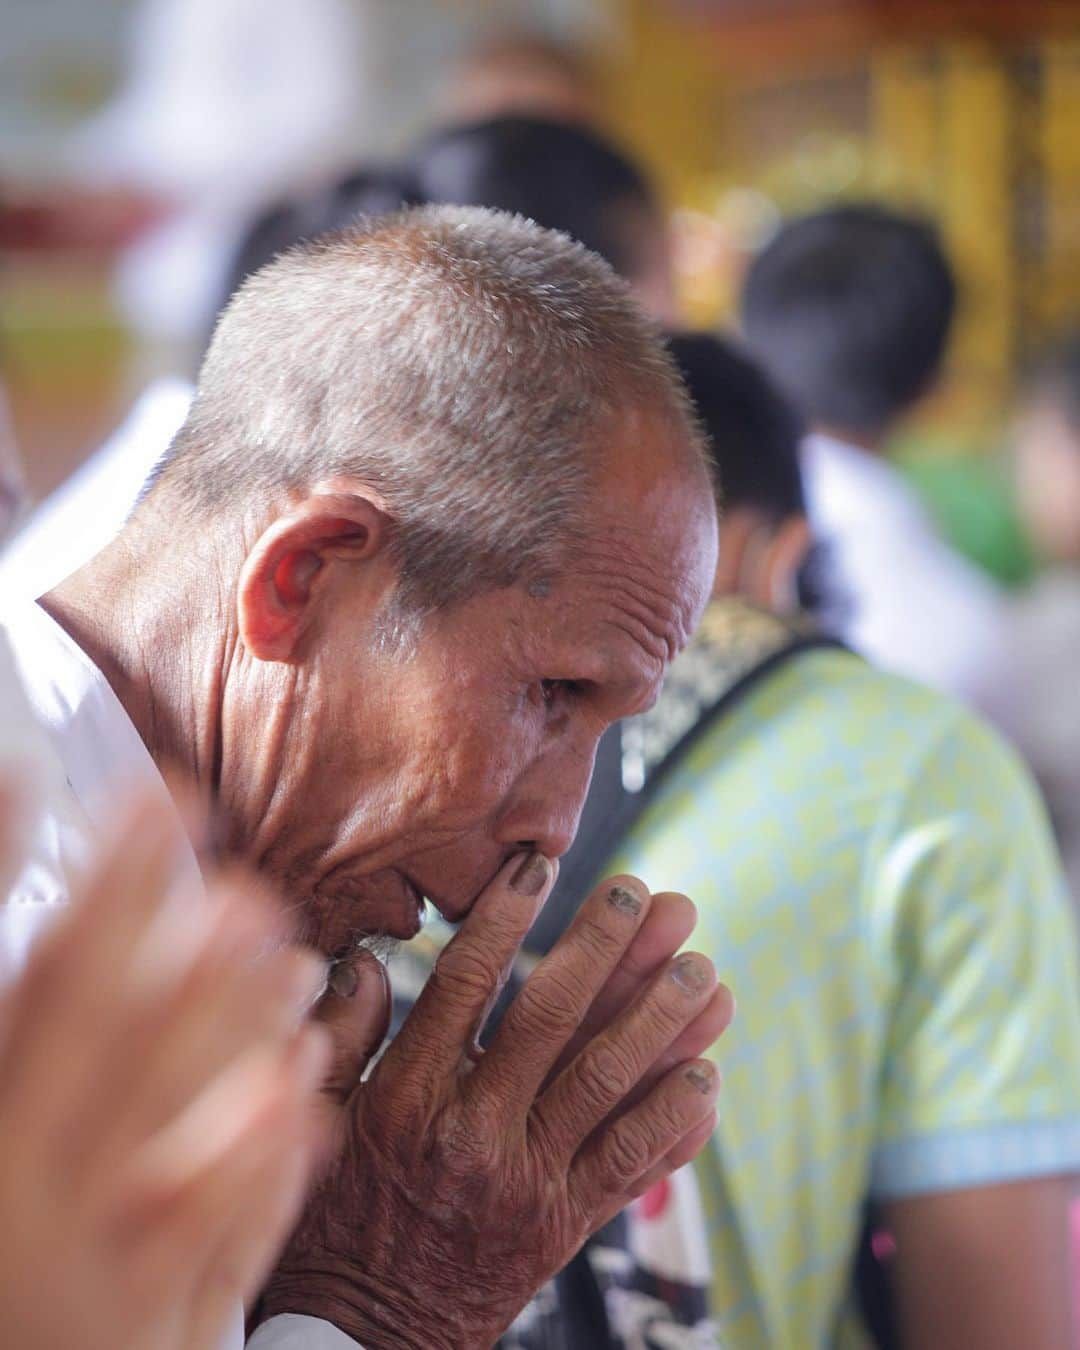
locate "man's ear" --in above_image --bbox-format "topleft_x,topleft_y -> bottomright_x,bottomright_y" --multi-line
237,492 -> 394,661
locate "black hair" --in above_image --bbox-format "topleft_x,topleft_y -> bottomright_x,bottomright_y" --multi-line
740,203 -> 957,438
408,115 -> 659,280
667,331 -> 806,520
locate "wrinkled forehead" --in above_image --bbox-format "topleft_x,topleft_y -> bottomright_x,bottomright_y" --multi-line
567,424 -> 718,663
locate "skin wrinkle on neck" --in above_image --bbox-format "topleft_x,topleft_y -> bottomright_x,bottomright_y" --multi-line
43,515 -> 249,812
35,439 -> 715,952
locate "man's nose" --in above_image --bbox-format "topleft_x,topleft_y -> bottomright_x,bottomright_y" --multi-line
501,741 -> 598,860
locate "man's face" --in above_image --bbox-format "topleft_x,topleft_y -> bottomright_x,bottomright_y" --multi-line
237,422 -> 716,955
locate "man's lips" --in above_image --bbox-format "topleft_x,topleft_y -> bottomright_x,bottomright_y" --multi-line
406,874 -> 470,926
405,854 -> 524,928
385,874 -> 427,939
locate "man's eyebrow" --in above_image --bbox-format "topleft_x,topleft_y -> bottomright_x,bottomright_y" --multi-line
584,630 -> 670,711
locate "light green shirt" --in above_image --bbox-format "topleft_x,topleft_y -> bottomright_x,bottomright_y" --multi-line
611,647 -> 1080,1348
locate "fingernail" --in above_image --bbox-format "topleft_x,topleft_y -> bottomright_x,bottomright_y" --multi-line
327,958 -> 359,999
510,851 -> 551,897
607,884 -> 642,916
685,1064 -> 717,1095
671,953 -> 711,994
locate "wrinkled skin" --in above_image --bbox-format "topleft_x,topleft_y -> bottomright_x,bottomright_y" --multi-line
261,865 -> 734,1349
44,408 -> 723,1344
48,410 -> 716,953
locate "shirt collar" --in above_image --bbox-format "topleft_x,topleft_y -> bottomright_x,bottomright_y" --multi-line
1,597 -> 175,832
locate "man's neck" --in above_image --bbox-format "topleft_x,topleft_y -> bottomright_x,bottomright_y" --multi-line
40,523 -> 234,791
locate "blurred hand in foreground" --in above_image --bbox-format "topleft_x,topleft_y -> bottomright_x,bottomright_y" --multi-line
0,780 -> 331,1350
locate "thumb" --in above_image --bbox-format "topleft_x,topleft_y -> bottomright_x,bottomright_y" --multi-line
311,949 -> 391,1109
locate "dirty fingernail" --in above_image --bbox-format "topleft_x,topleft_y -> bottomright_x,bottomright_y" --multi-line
327,958 -> 360,999
510,851 -> 551,897
607,884 -> 642,916
685,1064 -> 717,1094
671,953 -> 712,994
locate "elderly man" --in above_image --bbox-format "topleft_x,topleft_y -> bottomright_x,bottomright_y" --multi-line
0,206 -> 725,1348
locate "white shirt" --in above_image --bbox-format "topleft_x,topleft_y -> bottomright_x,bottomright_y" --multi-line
0,376 -> 193,601
802,432 -> 1011,707
0,597 -> 357,1350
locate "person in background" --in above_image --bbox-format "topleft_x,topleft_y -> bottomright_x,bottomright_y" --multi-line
410,114 -> 681,326
988,332 -> 1080,900
439,32 -> 601,129
495,332 -> 1080,1349
740,203 -> 1011,708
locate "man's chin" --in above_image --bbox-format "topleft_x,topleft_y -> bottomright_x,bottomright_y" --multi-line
302,869 -> 427,955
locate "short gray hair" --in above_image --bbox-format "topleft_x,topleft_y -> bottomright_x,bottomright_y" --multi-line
148,204 -> 704,613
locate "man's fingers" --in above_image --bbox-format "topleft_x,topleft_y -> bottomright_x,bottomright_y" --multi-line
618,1111 -> 719,1228
541,891 -> 698,1088
1,792 -> 186,1113
471,875 -> 654,1110
94,912 -> 327,1163
373,851 -> 552,1098
604,983 -> 734,1123
120,1024 -> 329,1255
570,1057 -> 720,1228
655,1109 -> 718,1178
532,952 -> 718,1159
57,790 -> 182,966
311,948 -> 391,1112
184,1108 -> 322,1348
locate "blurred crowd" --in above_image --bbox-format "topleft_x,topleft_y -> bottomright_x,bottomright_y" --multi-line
4,5 -> 1080,1349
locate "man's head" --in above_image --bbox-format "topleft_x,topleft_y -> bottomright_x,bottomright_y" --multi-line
1016,332 -> 1080,564
668,332 -> 811,613
202,167 -> 420,360
139,206 -> 715,953
740,203 -> 957,446
410,117 -> 678,324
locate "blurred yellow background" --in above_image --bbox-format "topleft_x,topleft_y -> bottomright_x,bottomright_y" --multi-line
3,0 -> 1080,504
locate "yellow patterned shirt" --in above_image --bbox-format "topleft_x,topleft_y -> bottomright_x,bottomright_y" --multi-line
610,644 -> 1080,1348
